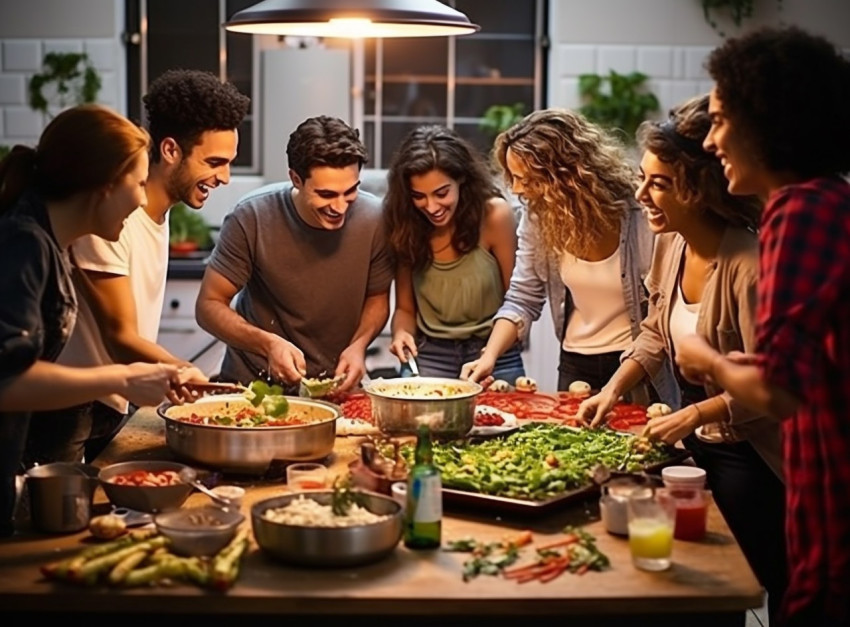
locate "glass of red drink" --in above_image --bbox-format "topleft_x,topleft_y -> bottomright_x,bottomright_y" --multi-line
664,487 -> 709,541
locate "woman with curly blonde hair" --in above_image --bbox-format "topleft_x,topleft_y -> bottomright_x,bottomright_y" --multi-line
462,109 -> 677,402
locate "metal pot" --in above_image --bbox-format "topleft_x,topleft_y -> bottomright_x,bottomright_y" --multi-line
251,490 -> 403,567
25,463 -> 99,534
157,394 -> 339,474
363,376 -> 482,439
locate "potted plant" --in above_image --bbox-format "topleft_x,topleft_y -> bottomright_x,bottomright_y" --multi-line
168,203 -> 213,255
700,0 -> 783,37
578,70 -> 660,144
28,51 -> 102,117
479,103 -> 526,142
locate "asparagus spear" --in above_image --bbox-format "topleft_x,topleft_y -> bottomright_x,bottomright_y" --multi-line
107,548 -> 150,585
41,530 -> 157,580
122,558 -> 186,588
70,536 -> 169,585
211,528 -> 249,590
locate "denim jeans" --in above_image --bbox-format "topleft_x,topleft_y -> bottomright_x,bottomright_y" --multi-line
401,335 -> 526,385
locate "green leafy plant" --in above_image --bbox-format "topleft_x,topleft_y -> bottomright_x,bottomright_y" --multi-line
168,202 -> 213,250
28,52 -> 102,116
479,103 -> 526,141
0,145 -> 10,161
578,70 -> 660,144
700,0 -> 783,36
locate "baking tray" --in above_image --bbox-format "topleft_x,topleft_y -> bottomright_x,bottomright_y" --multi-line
441,438 -> 692,516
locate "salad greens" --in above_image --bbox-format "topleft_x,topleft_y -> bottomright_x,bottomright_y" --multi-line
402,423 -> 675,501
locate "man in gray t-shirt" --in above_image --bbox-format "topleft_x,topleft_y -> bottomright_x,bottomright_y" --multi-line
196,116 -> 394,391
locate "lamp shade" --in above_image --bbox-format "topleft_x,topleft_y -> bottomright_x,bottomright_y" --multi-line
224,0 -> 480,38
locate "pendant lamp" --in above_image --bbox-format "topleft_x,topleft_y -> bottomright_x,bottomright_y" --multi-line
224,0 -> 480,38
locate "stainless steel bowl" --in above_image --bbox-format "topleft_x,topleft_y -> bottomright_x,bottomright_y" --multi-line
251,490 -> 403,567
364,376 -> 482,439
154,505 -> 245,557
98,460 -> 195,513
157,394 -> 339,474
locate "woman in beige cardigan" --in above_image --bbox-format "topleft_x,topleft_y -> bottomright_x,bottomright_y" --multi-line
578,94 -> 786,622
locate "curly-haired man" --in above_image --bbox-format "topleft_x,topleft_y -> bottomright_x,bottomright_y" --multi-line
25,69 -> 250,465
197,116 -> 394,392
675,27 -> 850,627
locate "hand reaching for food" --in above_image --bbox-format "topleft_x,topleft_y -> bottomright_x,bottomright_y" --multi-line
643,405 -> 700,444
266,337 -> 307,384
389,331 -> 417,363
460,354 -> 496,384
579,386 -> 621,428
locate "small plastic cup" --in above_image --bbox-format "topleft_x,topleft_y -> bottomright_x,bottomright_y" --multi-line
391,482 -> 407,512
661,465 -> 707,490
668,487 -> 709,541
286,463 -> 329,490
210,485 -> 245,511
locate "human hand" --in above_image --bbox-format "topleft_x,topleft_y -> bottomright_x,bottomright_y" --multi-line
726,350 -> 759,366
389,332 -> 417,363
267,337 -> 307,385
675,334 -> 720,384
335,345 -> 366,392
579,386 -> 621,428
644,405 -> 700,444
167,366 -> 209,405
460,354 -> 496,383
123,362 -> 179,407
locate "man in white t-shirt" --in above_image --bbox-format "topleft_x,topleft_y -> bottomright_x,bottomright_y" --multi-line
24,70 -> 250,465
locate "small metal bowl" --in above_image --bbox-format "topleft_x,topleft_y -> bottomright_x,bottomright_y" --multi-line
251,490 -> 403,567
155,506 -> 245,556
98,460 -> 195,513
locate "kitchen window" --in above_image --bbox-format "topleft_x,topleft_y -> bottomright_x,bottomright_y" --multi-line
124,0 -> 260,173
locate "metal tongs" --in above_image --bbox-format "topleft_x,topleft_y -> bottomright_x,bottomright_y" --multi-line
403,348 -> 420,377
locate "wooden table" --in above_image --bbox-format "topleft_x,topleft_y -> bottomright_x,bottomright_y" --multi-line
0,408 -> 764,625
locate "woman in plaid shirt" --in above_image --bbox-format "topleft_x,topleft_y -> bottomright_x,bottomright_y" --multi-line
676,27 -> 850,627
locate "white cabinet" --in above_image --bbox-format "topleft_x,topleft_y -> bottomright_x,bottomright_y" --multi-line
158,279 -> 223,376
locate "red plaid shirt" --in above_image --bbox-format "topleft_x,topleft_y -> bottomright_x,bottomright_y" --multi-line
756,176 -> 850,626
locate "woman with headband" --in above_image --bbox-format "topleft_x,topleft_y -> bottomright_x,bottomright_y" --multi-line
578,94 -> 786,621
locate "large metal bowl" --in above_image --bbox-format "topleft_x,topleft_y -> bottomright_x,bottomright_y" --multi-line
251,490 -> 402,567
364,376 -> 482,439
157,394 -> 339,474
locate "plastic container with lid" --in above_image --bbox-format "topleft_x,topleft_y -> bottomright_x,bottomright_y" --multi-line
661,465 -> 707,490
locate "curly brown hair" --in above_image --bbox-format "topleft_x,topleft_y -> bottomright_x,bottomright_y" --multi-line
384,125 -> 502,271
286,116 -> 367,181
706,26 -> 850,178
493,108 -> 635,257
143,69 -> 250,164
636,94 -> 761,230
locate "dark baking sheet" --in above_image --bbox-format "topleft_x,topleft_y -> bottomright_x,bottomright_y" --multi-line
441,442 -> 692,516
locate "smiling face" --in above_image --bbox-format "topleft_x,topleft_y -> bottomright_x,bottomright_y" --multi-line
408,168 -> 461,228
291,163 -> 361,230
94,151 -> 150,241
167,129 -> 239,209
704,87 -> 769,198
635,151 -> 692,235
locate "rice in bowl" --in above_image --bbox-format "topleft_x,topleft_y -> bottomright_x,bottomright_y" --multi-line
263,495 -> 390,527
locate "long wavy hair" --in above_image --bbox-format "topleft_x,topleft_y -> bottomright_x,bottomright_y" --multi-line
636,94 -> 761,230
493,108 -> 635,257
384,125 -> 502,271
0,104 -> 150,214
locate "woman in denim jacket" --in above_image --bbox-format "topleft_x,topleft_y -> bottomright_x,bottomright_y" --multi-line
579,95 -> 785,622
462,108 -> 677,405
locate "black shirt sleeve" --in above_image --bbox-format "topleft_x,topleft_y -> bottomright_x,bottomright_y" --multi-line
0,224 -> 48,385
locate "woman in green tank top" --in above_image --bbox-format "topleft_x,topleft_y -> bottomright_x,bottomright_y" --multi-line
383,125 -> 526,385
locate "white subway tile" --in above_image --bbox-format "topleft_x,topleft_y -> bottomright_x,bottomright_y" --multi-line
4,107 -> 44,138
0,75 -> 26,105
84,40 -> 116,71
684,47 -> 713,80
672,47 -> 686,79
558,77 -> 581,111
2,41 -> 41,72
43,40 -> 84,55
649,79 -> 673,116
558,44 -> 596,76
597,46 -> 636,74
637,47 -> 673,78
698,80 -> 714,95
670,81 -> 701,106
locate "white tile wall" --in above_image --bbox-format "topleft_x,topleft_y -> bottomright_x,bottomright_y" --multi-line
551,43 -> 725,122
0,37 -> 121,150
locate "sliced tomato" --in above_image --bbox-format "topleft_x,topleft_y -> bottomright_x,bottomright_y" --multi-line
477,392 -> 560,420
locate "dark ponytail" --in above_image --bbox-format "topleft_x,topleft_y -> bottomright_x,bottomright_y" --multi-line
0,145 -> 37,215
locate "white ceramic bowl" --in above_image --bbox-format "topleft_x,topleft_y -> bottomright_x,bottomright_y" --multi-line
661,465 -> 707,489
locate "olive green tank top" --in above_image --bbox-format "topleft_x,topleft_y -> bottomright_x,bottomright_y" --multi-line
413,246 -> 504,340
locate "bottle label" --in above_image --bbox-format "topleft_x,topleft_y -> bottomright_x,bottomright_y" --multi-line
411,475 -> 442,523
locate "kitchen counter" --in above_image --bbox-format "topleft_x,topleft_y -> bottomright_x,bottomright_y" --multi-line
0,408 -> 764,625
166,254 -> 208,280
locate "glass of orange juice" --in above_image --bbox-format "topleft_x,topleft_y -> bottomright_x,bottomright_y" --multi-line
627,486 -> 676,571
286,463 -> 329,490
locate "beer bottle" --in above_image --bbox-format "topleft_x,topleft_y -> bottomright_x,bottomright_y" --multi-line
404,424 -> 442,549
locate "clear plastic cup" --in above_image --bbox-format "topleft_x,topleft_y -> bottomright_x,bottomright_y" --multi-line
627,486 -> 676,571
285,463 -> 329,491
